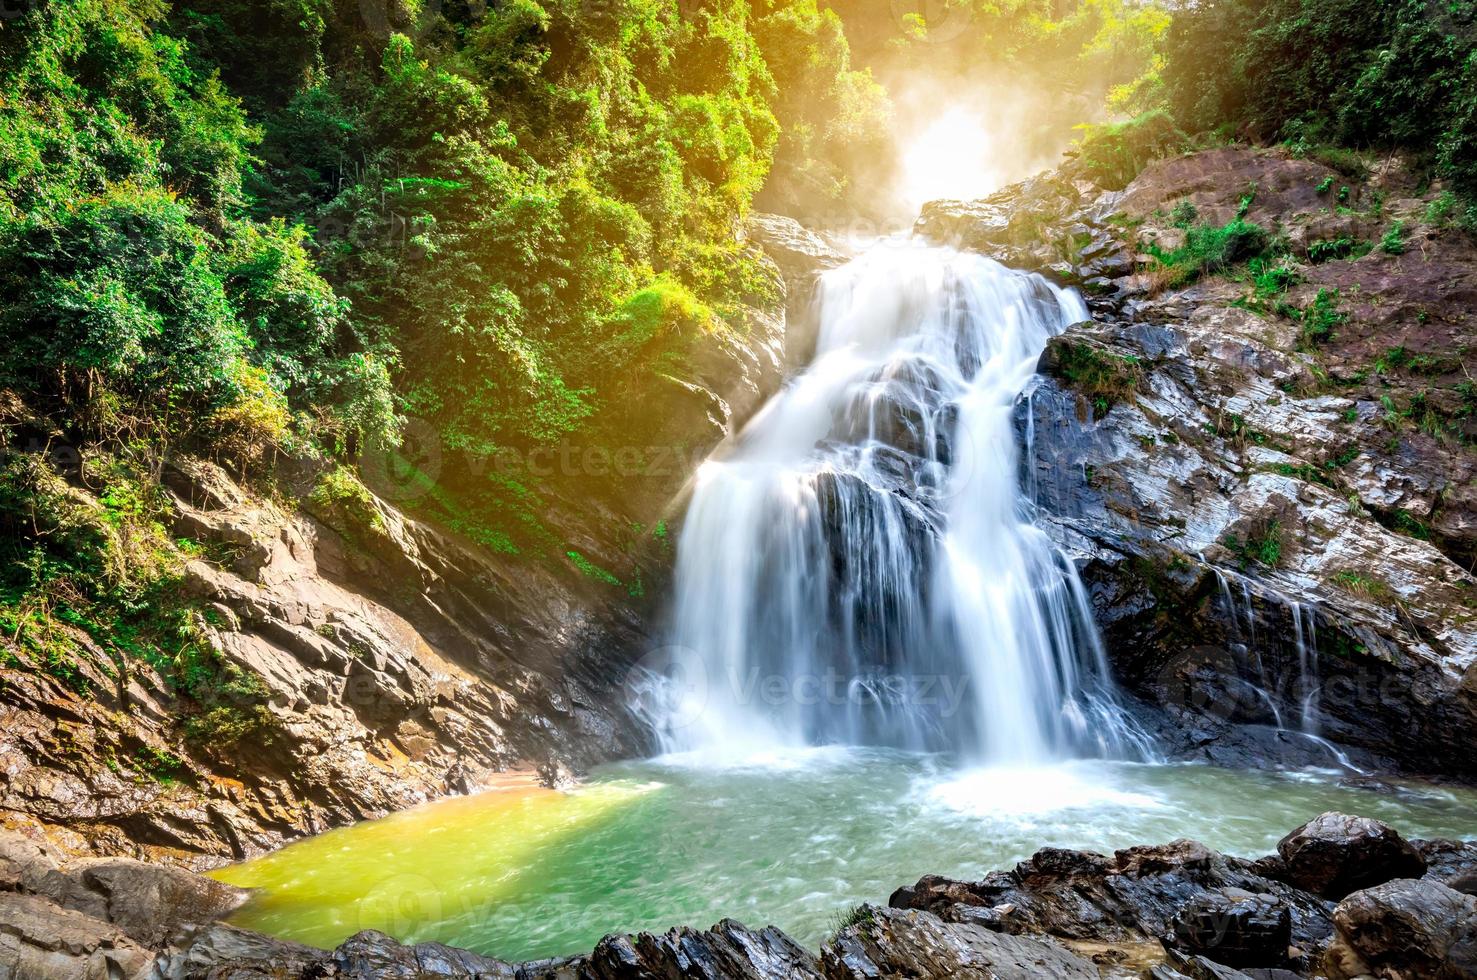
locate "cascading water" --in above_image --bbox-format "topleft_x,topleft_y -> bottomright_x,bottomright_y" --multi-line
641,241 -> 1153,764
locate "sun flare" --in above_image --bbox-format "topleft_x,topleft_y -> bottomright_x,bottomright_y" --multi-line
900,107 -> 1000,211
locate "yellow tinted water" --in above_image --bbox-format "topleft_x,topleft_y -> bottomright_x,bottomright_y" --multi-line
212,778 -> 656,952
212,752 -> 1477,963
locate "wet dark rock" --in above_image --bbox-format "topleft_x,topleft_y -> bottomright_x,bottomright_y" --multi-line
582,920 -> 821,980
332,929 -> 518,978
14,816 -> 1475,980
1324,878 -> 1477,980
821,906 -> 1098,979
1166,892 -> 1293,968
1414,838 -> 1477,897
894,839 -> 1333,955
1275,813 -> 1427,900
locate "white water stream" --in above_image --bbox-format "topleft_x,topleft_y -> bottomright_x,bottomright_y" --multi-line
641,242 -> 1153,764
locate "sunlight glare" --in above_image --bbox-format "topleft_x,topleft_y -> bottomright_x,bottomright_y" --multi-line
901,107 -> 999,211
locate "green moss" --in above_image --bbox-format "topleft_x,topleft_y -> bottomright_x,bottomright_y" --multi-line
1050,342 -> 1143,413
566,551 -> 622,588
308,465 -> 386,543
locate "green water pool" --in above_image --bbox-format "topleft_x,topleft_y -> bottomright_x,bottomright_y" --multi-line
212,749 -> 1477,961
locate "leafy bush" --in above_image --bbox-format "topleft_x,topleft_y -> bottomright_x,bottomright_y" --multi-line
1380,221 -> 1407,255
1161,0 -> 1477,195
1224,519 -> 1284,569
0,189 -> 247,421
1248,256 -> 1301,297
1048,341 -> 1142,413
1148,216 -> 1271,287
1069,109 -> 1187,190
1306,236 -> 1360,263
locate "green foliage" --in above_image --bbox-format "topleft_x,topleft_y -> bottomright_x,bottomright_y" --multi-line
1148,215 -> 1270,287
1330,569 -> 1393,601
1379,221 -> 1407,255
1425,190 -> 1477,232
1294,287 -> 1346,347
1306,236 -> 1361,263
1160,0 -> 1477,195
0,188 -> 244,415
1069,109 -> 1186,190
0,0 -> 891,567
830,904 -> 877,934
1393,508 -> 1430,540
1224,519 -> 1284,569
1248,256 -> 1301,297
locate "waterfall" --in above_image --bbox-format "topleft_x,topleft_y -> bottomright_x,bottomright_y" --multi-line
640,241 -> 1152,764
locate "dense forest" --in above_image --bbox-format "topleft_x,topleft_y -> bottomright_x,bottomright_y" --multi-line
0,0 -> 1474,751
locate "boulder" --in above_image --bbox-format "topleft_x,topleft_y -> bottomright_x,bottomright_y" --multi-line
0,891 -> 154,980
821,906 -> 1098,979
1324,878 -> 1477,980
744,213 -> 846,283
331,929 -> 517,979
71,859 -> 249,948
150,922 -> 329,979
1414,838 -> 1477,895
581,919 -> 821,980
1276,813 -> 1427,899
892,839 -> 1332,952
1166,892 -> 1293,968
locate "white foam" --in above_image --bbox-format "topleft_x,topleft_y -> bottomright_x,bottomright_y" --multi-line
921,763 -> 1165,820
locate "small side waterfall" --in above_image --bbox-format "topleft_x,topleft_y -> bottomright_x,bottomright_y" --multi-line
1209,567 -> 1358,769
641,242 -> 1153,764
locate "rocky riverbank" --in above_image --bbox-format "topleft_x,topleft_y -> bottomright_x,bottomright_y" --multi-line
918,146 -> 1477,778
3,812 -> 1472,978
